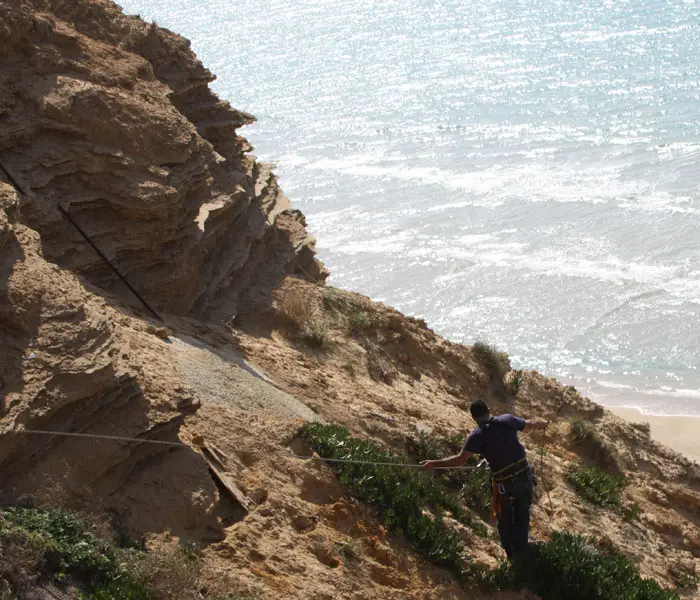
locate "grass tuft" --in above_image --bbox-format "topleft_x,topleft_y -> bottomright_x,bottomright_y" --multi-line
348,310 -> 372,332
472,342 -> 511,384
669,562 -> 698,591
303,322 -> 333,348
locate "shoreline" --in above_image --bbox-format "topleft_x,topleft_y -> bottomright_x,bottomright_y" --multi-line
608,406 -> 700,465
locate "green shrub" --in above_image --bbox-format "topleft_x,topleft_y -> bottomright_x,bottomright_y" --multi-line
322,289 -> 347,312
566,463 -> 627,510
336,539 -> 361,561
0,507 -> 152,599
408,432 -> 491,520
504,531 -> 678,600
459,466 -> 492,515
622,502 -> 641,521
299,423 -> 476,575
569,418 -> 594,442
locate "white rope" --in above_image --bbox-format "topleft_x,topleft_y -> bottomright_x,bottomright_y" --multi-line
10,429 -> 482,470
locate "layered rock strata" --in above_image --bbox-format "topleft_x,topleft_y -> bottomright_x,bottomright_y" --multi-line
0,0 -> 326,322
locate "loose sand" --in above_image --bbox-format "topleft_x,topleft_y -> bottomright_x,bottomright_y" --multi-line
609,406 -> 700,464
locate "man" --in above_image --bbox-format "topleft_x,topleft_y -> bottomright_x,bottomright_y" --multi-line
421,399 -> 547,559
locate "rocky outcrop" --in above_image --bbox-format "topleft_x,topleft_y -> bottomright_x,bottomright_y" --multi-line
0,183 -> 223,538
0,0 -> 326,322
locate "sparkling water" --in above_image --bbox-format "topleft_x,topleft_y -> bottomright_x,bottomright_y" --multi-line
119,0 -> 700,416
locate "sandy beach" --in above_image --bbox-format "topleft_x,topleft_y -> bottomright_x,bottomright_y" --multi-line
609,406 -> 700,465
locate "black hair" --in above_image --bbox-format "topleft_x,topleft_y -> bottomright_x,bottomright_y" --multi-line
469,399 -> 489,420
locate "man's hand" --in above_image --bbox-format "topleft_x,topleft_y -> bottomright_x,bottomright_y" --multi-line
526,419 -> 549,431
420,460 -> 435,471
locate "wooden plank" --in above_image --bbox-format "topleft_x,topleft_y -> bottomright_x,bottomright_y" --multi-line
201,453 -> 251,512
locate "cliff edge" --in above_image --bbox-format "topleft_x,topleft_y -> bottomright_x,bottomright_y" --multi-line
0,2 -> 698,600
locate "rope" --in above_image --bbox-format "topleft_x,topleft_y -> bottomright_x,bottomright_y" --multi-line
10,429 -> 481,470
537,431 -> 556,527
56,204 -> 163,322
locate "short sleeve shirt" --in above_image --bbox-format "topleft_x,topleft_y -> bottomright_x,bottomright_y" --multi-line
463,414 -> 526,472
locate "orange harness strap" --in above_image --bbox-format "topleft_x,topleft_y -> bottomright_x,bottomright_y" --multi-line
491,479 -> 502,523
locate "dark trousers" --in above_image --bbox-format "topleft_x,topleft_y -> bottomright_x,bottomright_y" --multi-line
497,482 -> 532,559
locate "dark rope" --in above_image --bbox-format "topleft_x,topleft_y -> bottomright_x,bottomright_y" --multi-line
0,161 -> 26,196
57,204 -> 163,321
0,159 -> 163,322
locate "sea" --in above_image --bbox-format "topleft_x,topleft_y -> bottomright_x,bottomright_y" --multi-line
118,0 -> 700,417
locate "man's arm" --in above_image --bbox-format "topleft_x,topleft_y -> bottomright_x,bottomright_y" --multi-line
523,418 -> 548,431
420,448 -> 473,470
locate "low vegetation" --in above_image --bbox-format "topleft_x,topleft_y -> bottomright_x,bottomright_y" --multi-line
0,507 -> 256,600
472,342 -> 511,397
276,286 -> 334,349
0,506 -> 151,599
277,286 -> 315,329
408,431 -> 491,517
566,463 -> 638,519
302,322 -> 333,349
301,423 -> 676,599
299,422 -> 481,573
347,310 -> 372,332
504,531 -> 679,600
472,341 -> 510,377
668,562 -> 698,591
504,369 -> 524,396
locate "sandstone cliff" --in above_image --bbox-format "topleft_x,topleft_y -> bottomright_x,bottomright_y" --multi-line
0,0 -> 326,320
0,2 -> 698,600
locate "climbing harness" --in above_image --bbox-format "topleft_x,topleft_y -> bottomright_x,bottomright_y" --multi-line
489,456 -> 531,521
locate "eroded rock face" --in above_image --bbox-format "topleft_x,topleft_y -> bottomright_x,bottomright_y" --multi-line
0,0 -> 327,541
0,0 -> 326,321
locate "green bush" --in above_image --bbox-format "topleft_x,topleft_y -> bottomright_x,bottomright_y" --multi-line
504,531 -> 678,600
299,423 -> 476,575
459,466 -> 492,515
0,507 -> 152,599
505,369 -> 524,396
408,432 -> 491,519
566,463 -> 627,510
322,289 -> 348,312
569,418 -> 594,442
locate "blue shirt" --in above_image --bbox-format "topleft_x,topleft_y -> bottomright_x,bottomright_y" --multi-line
463,414 -> 527,472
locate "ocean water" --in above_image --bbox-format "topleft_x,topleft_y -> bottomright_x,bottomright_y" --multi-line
119,0 -> 700,416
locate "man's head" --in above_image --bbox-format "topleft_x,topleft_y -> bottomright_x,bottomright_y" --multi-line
469,399 -> 490,423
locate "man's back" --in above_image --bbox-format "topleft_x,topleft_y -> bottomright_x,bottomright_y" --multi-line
463,414 -> 527,471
